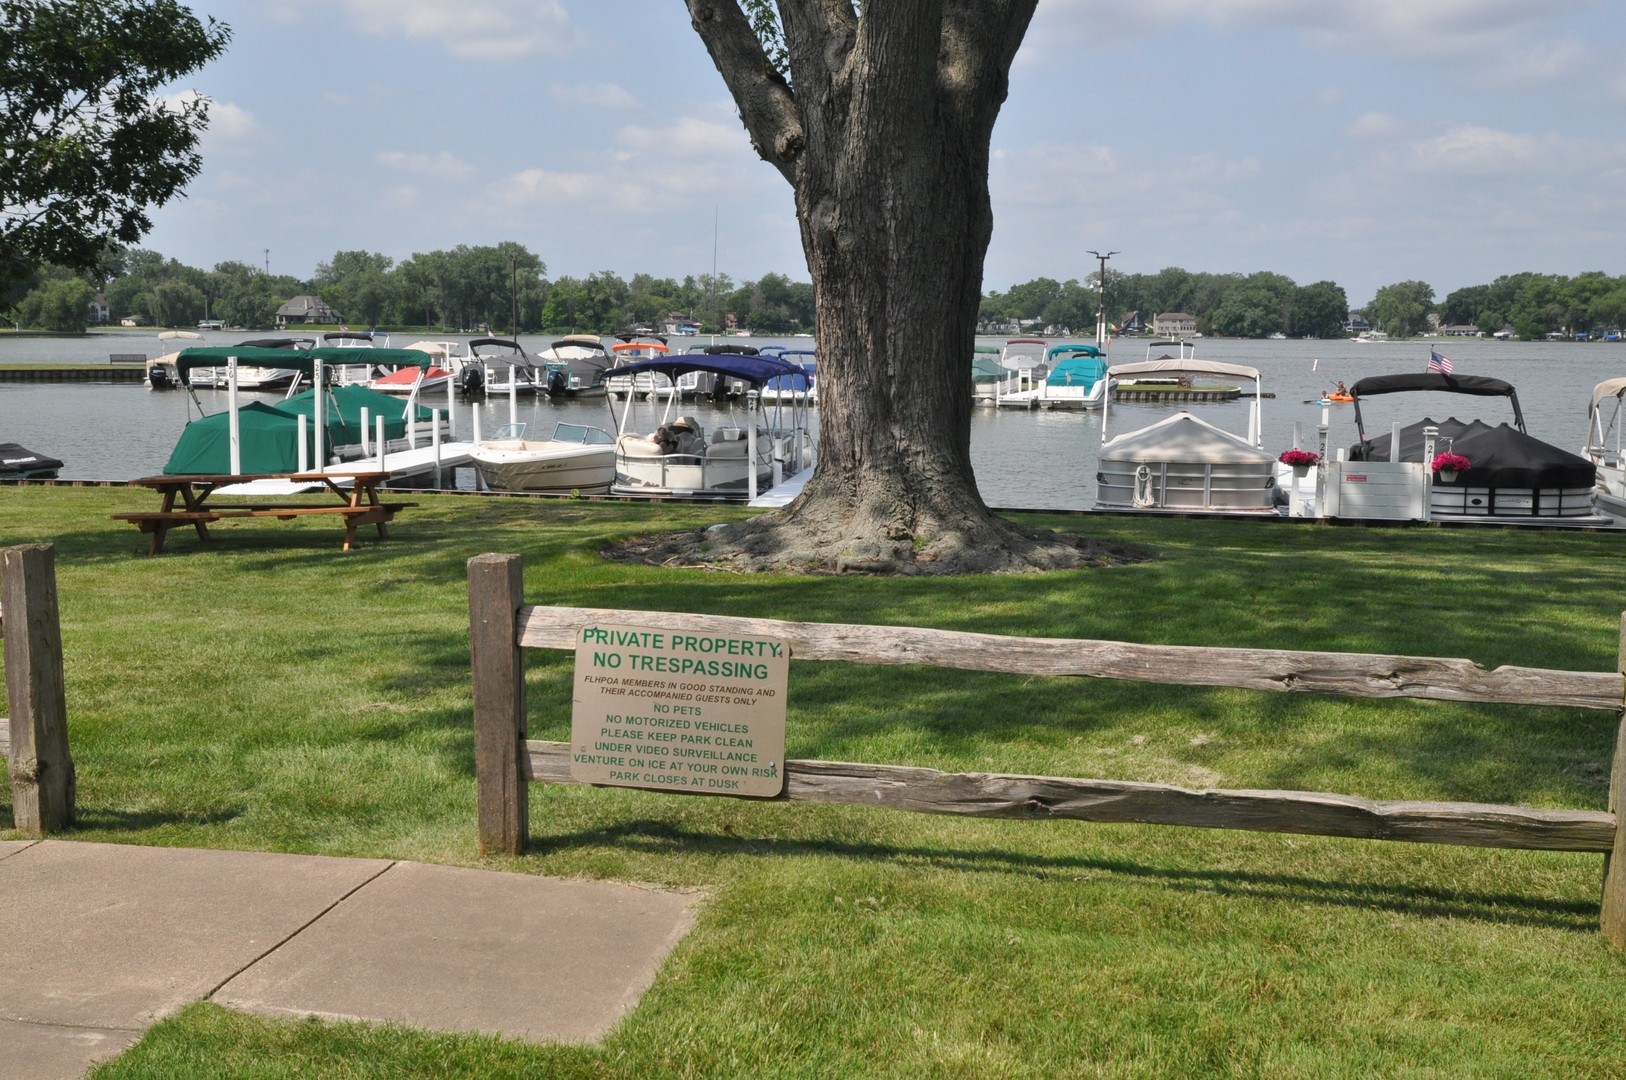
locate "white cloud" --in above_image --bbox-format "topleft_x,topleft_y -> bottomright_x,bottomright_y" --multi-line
549,83 -> 641,110
163,92 -> 261,142
617,116 -> 754,160
376,150 -> 477,180
274,0 -> 577,60
1403,125 -> 1549,174
1346,111 -> 1402,139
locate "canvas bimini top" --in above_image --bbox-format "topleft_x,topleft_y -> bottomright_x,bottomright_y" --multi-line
607,352 -> 806,387
173,346 -> 436,386
1349,372 -> 1526,441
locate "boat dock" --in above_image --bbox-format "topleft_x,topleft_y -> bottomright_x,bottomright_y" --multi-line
1113,384 -> 1241,402
0,365 -> 145,383
220,441 -> 479,494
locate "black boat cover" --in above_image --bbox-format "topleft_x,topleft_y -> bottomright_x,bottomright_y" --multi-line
0,442 -> 64,477
1348,417 -> 1595,488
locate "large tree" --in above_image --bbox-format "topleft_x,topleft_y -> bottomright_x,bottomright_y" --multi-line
0,0 -> 230,294
674,0 -> 1100,574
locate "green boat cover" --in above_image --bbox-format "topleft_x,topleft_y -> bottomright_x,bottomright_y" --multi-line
163,386 -> 439,474
163,401 -> 311,475
971,356 -> 1005,383
278,384 -> 432,443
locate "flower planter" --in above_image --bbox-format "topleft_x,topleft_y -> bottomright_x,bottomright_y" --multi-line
1291,464 -> 1310,478
1437,469 -> 1458,483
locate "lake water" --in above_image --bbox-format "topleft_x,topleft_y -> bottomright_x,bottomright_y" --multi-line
3,331 -> 1620,511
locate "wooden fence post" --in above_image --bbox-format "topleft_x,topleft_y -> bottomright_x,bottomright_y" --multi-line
1602,611 -> 1626,947
469,553 -> 527,856
3,543 -> 74,833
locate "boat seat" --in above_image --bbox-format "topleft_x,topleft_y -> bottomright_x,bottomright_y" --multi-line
617,434 -> 662,457
706,440 -> 749,459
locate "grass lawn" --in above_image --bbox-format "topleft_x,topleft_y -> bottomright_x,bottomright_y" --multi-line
4,486 -> 1625,1078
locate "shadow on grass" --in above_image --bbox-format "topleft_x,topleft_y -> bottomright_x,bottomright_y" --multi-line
534,818 -> 1602,933
0,805 -> 245,833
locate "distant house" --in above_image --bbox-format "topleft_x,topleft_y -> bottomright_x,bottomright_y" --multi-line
275,295 -> 341,326
87,293 -> 110,325
1117,310 -> 1146,335
1441,325 -> 1482,337
1153,312 -> 1196,338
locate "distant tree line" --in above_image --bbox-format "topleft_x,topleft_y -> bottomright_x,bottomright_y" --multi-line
3,244 -> 818,335
979,269 -> 1350,339
983,267 -> 1626,341
10,249 -> 1626,343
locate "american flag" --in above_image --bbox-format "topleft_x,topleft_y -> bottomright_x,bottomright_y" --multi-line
1428,349 -> 1454,374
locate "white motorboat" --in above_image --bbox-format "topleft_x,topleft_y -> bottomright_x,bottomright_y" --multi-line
146,330 -> 203,389
1582,377 -> 1626,517
997,343 -> 1107,410
605,339 -> 672,399
536,334 -> 613,397
606,352 -> 816,501
469,421 -> 616,494
465,338 -> 539,396
1094,358 -> 1275,513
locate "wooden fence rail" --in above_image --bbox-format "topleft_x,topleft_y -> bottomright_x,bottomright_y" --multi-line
0,543 -> 75,833
468,553 -> 1626,945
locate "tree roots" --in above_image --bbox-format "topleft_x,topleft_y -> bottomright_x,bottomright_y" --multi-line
602,509 -> 1151,576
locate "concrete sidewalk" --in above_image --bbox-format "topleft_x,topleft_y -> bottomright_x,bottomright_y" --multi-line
0,840 -> 700,1080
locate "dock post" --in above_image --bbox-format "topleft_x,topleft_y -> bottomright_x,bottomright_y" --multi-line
469,553 -> 528,856
432,409 -> 443,489
3,543 -> 75,833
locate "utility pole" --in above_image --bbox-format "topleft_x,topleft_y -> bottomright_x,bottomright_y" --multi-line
510,252 -> 519,339
263,248 -> 270,276
1086,250 -> 1119,348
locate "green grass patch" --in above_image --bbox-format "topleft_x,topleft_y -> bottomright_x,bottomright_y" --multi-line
2,488 -> 1624,1077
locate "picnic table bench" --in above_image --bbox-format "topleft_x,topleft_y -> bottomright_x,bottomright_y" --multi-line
113,471 -> 417,554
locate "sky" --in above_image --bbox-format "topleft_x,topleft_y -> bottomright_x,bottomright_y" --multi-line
142,0 -> 1626,307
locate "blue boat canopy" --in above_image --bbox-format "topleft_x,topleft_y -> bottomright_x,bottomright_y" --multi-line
609,353 -> 805,387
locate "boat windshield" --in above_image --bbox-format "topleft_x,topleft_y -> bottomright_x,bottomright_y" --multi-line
554,423 -> 614,445
491,423 -> 525,440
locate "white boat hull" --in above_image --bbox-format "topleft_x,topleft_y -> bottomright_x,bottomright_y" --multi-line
470,441 -> 615,494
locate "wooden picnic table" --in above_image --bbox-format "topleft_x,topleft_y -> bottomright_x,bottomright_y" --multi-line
113,471 -> 417,554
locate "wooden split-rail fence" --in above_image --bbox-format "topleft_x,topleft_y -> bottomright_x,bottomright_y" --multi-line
0,543 -> 76,833
470,552 -> 1626,944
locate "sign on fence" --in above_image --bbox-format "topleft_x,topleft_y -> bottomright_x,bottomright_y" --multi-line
570,623 -> 789,797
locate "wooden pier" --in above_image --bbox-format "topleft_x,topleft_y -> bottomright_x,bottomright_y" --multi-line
0,365 -> 145,383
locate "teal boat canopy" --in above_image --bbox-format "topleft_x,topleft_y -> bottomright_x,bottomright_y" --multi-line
162,400 -> 312,475
1046,352 -> 1108,388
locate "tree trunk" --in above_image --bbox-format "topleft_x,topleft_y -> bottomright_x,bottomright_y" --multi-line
665,0 -> 1119,574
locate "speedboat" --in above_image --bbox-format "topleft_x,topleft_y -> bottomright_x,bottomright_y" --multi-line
680,343 -> 763,400
0,442 -> 64,479
367,364 -> 452,395
1582,377 -> 1626,517
606,352 -> 816,501
469,421 -> 616,494
535,335 -> 612,397
1338,372 -> 1601,522
997,343 -> 1107,409
147,330 -> 203,389
321,330 -> 393,387
232,337 -> 314,391
402,340 -> 478,393
465,338 -> 539,396
1094,358 -> 1275,513
761,349 -> 815,404
606,339 -> 673,399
